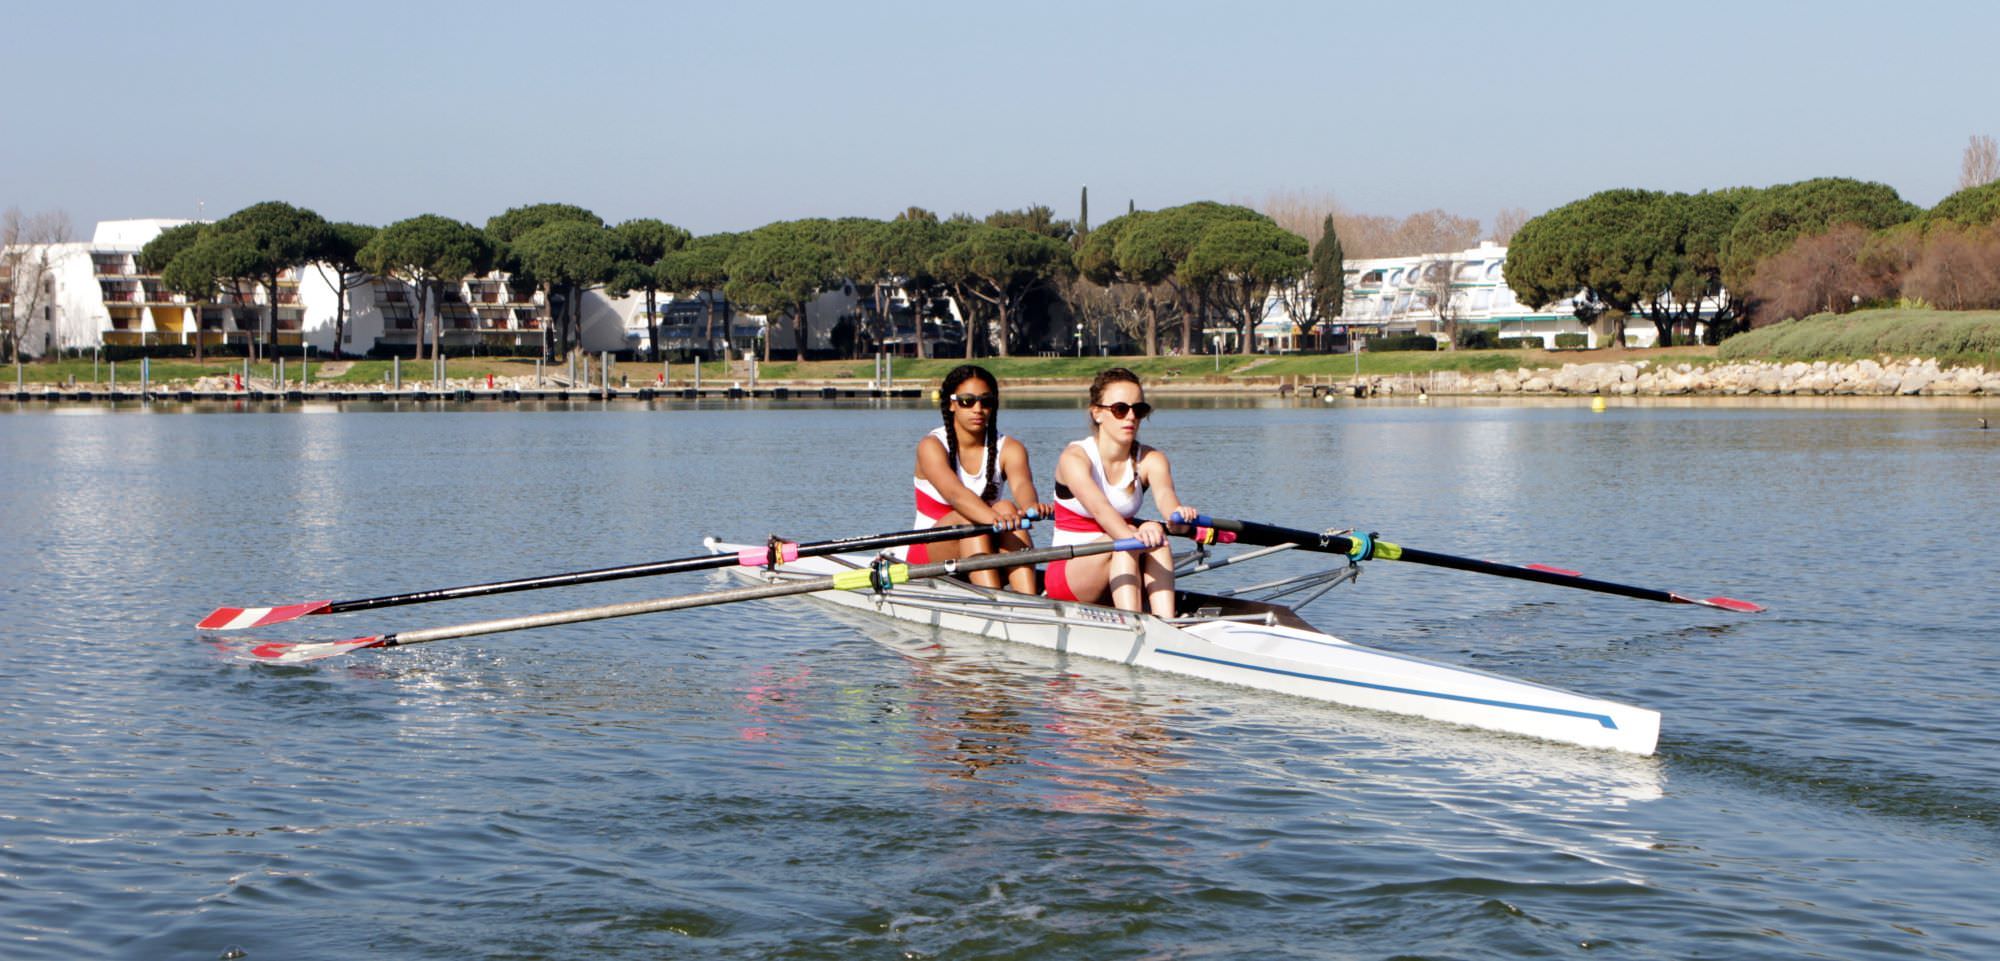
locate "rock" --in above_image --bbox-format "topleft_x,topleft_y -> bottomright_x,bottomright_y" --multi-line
1522,376 -> 1552,392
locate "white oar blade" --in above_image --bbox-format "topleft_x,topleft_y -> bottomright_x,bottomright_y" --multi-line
243,636 -> 385,664
199,601 -> 333,631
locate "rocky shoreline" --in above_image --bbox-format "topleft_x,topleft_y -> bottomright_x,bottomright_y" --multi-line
12,358 -> 2000,401
1346,358 -> 2000,398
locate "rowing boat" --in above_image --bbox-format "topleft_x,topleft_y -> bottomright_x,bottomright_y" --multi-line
707,537 -> 1662,755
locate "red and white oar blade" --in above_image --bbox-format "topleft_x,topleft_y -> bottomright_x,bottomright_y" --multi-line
198,600 -> 333,631
1697,595 -> 1765,613
1672,593 -> 1766,613
244,636 -> 386,664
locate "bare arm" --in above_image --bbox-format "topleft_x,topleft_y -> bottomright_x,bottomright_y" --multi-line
1056,445 -> 1142,540
917,435 -> 1001,525
1000,440 -> 1051,517
1139,446 -> 1193,525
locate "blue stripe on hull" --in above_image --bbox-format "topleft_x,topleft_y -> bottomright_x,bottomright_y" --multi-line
1156,649 -> 1619,730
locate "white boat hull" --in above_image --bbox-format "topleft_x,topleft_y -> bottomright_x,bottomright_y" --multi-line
716,545 -> 1661,755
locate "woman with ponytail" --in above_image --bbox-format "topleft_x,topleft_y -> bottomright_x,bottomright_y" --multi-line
907,365 -> 1052,592
1045,367 -> 1193,617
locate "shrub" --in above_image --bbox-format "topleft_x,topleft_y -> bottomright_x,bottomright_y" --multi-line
1553,333 -> 1589,349
1455,328 -> 1502,349
1368,333 -> 1438,352
1499,336 -> 1542,350
1718,307 -> 2000,364
1902,223 -> 2000,309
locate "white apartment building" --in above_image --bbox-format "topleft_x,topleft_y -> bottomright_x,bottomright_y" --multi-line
1257,240 -> 1729,350
3,219 -> 634,358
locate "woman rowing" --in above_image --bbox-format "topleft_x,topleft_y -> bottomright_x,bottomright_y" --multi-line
908,365 -> 1051,593
1046,368 -> 1194,618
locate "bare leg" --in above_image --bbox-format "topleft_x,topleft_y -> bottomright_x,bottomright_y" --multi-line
1107,549 -> 1144,612
998,528 -> 1038,594
1142,544 -> 1176,618
924,510 -> 1001,588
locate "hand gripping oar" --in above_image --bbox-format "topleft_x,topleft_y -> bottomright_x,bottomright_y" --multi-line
241,537 -> 1149,664
198,520 -> 1035,630
1188,516 -> 1764,613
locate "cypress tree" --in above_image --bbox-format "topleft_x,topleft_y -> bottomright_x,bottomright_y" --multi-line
1078,185 -> 1089,247
1310,214 -> 1345,341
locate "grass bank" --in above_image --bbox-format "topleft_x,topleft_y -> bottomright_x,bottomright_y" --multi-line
9,345 -> 1726,388
1718,309 -> 2000,367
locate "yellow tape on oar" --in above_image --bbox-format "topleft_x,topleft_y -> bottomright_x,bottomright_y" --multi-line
1372,540 -> 1402,561
833,564 -> 911,592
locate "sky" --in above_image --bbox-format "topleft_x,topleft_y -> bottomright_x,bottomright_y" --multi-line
6,0 -> 1996,238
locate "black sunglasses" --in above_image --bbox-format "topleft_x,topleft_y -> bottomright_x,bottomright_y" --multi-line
951,392 -> 997,410
1095,401 -> 1152,421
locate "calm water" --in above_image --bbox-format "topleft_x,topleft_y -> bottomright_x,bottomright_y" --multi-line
2,395 -> 1996,960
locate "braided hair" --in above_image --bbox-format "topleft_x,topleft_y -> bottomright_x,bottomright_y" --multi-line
939,364 -> 1001,502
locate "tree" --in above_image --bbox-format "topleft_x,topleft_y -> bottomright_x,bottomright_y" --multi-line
2,208 -> 74,363
161,232 -> 261,362
1903,222 -> 2000,310
1419,256 -> 1462,347
512,221 -> 619,363
1491,207 -> 1531,245
359,215 -> 494,362
931,225 -> 1074,357
1116,202 -> 1267,354
160,232 -> 260,364
136,222 -> 205,274
1928,180 -> 2000,229
137,221 -> 209,358
657,232 -> 742,360
1503,189 -> 1670,348
1183,219 -> 1308,354
309,222 -> 377,359
1076,211 -> 1160,353
1719,178 -> 1920,298
724,221 -> 838,361
1276,213 -> 1344,348
1390,209 -> 1482,257
1740,224 -> 1888,322
984,204 -> 1074,243
607,218 -> 691,361
1961,134 -> 1999,191
485,205 -> 607,360
863,216 -> 962,358
1077,185 -> 1089,248
207,201 -> 333,359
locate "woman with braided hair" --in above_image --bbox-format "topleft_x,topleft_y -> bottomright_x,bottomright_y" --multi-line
907,365 -> 1052,592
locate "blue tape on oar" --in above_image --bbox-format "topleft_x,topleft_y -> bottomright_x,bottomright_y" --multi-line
1111,537 -> 1146,552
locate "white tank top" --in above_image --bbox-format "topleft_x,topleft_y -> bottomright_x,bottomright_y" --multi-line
913,425 -> 1010,527
1051,438 -> 1147,546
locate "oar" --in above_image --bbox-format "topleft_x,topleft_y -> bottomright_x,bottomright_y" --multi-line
198,520 -> 1036,630
240,537 -> 1147,664
1188,515 -> 1764,613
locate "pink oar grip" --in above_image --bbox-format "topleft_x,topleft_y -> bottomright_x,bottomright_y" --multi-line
736,543 -> 800,567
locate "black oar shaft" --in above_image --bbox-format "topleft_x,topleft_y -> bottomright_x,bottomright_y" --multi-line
381,537 -> 1144,650
1196,516 -> 1733,608
324,523 -> 1007,614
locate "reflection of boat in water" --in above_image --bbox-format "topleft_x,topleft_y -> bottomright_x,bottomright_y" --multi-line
809,591 -> 1664,812
712,539 -> 1662,757
812,600 -> 1191,815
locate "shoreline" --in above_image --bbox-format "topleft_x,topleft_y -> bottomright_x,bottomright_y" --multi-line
8,357 -> 2000,404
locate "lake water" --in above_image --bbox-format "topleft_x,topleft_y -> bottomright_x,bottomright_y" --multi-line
2,395 -> 1997,960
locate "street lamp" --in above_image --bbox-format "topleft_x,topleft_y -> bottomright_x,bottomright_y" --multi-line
1075,322 -> 1083,358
